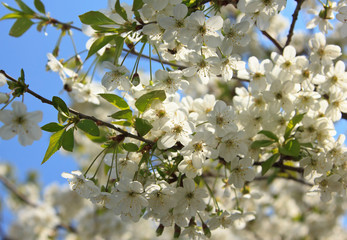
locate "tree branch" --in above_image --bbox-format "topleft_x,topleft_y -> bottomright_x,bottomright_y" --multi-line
0,175 -> 37,207
253,161 -> 304,174
261,30 -> 284,53
254,175 -> 313,186
284,0 -> 305,47
0,70 -> 154,145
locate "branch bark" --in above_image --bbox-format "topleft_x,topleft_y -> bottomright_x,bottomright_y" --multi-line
0,70 -> 155,145
284,0 -> 306,48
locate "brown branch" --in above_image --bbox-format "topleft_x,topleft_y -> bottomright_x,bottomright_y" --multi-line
284,0 -> 306,47
254,175 -> 313,186
0,70 -> 154,145
253,161 -> 304,174
0,175 -> 37,207
261,30 -> 284,53
46,17 -> 82,32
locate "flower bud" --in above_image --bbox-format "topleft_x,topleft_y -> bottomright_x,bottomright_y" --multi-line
0,92 -> 9,103
156,224 -> 164,236
173,224 -> 181,239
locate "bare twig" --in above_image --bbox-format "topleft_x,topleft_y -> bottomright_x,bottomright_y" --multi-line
0,175 -> 37,207
261,30 -> 284,53
0,70 -> 154,145
253,161 -> 304,174
284,0 -> 306,47
254,175 -> 313,186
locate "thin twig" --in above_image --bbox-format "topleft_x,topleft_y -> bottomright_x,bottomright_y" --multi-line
0,70 -> 154,145
254,175 -> 313,186
261,30 -> 284,53
285,0 -> 306,47
0,175 -> 37,207
253,161 -> 304,174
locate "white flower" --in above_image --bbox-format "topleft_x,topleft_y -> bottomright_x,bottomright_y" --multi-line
146,181 -> 176,217
0,101 -> 42,146
306,3 -> 336,34
101,62 -> 130,91
247,56 -> 273,92
113,178 -> 148,222
0,93 -> 9,104
336,5 -> 347,37
178,155 -> 203,178
325,86 -> 347,121
0,73 -> 6,87
221,19 -> 250,55
174,178 -> 208,217
218,131 -> 248,162
208,100 -> 237,137
157,110 -> 194,149
311,174 -> 342,201
228,157 -> 255,188
153,69 -> 187,93
308,33 -> 341,66
61,170 -> 100,198
70,82 -> 105,105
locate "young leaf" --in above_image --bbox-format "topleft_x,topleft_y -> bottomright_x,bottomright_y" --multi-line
34,0 -> 45,14
111,120 -> 132,126
0,12 -> 24,20
258,130 -> 279,141
114,36 -> 124,64
280,139 -> 300,157
261,153 -> 280,175
135,118 -> 152,137
86,35 -> 115,59
62,128 -> 74,152
79,11 -> 116,26
42,128 -> 65,164
135,90 -> 166,112
14,0 -> 35,14
115,0 -> 128,21
132,0 -> 144,11
123,143 -> 139,152
99,93 -> 129,109
41,122 -> 65,132
9,18 -> 34,37
109,109 -> 132,121
284,113 -> 305,140
250,140 -> 275,149
52,96 -> 69,116
76,119 -> 100,136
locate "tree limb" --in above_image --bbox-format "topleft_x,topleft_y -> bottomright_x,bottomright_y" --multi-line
0,70 -> 154,145
284,0 -> 306,47
261,30 -> 284,53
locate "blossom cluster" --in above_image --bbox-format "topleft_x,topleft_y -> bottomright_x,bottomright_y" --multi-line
1,0 -> 347,238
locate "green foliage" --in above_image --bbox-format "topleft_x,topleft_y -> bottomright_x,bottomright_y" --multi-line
115,0 -> 128,21
52,96 -> 69,117
257,130 -> 279,142
135,90 -> 166,113
9,17 -> 33,36
134,118 -> 152,137
284,113 -> 305,140
109,109 -> 133,121
123,143 -> 139,152
86,35 -> 116,59
79,11 -> 116,26
280,139 -> 301,157
76,119 -> 100,136
42,128 -> 65,164
62,128 -> 74,152
99,93 -> 129,109
251,140 -> 276,149
34,0 -> 45,14
41,122 -> 65,132
261,153 -> 280,175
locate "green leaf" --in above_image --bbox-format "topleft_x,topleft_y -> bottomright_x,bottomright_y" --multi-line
79,11 -> 116,26
52,96 -> 69,116
109,109 -> 132,121
114,36 -> 124,64
111,120 -> 132,126
123,143 -> 139,152
14,0 -> 35,14
86,35 -> 115,59
34,0 -> 45,14
76,119 -> 100,136
250,140 -> 275,149
135,118 -> 152,136
99,93 -> 129,109
132,0 -> 144,11
9,18 -> 34,37
280,139 -> 300,157
300,142 -> 313,148
42,129 -> 65,164
258,130 -> 278,141
261,153 -> 280,175
58,112 -> 68,124
41,122 -> 65,132
0,12 -> 25,20
62,128 -> 74,152
135,90 -> 166,112
284,113 -> 305,140
115,0 -> 128,21
2,2 -> 21,12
